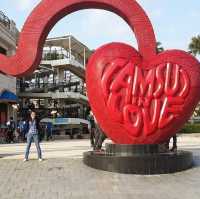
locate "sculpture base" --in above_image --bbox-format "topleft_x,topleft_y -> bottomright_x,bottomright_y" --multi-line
83,144 -> 193,175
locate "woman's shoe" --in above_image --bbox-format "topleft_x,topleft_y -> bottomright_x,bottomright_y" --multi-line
23,159 -> 28,162
38,158 -> 43,162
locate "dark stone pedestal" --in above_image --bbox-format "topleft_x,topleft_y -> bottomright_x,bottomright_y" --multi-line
83,143 -> 193,175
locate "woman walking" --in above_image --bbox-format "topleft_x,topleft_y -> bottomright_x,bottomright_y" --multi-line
24,111 -> 43,162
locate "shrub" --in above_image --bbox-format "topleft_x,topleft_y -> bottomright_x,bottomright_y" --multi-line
180,123 -> 200,134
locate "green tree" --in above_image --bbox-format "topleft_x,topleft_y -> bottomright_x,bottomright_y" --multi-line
189,35 -> 200,117
156,42 -> 164,53
189,35 -> 200,56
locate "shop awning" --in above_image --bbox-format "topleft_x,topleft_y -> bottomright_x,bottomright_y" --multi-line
0,90 -> 18,102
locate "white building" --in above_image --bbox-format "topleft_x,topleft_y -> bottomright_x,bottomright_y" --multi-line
0,11 -> 19,125
17,35 -> 92,137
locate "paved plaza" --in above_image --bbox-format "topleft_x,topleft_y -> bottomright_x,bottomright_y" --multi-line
0,135 -> 200,199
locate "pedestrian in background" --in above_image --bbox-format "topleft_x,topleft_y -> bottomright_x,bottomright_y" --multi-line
6,117 -> 16,143
166,135 -> 177,152
87,111 -> 96,148
45,122 -> 52,141
93,123 -> 107,151
17,119 -> 25,142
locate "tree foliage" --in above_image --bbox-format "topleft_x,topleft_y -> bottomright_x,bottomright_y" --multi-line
189,35 -> 200,56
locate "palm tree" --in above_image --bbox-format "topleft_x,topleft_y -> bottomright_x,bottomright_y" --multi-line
189,35 -> 200,118
194,103 -> 200,117
189,35 -> 200,56
156,42 -> 164,53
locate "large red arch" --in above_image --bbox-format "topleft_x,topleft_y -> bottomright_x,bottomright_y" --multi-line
0,0 -> 156,77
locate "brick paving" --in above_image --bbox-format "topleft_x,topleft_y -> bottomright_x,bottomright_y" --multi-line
0,135 -> 200,199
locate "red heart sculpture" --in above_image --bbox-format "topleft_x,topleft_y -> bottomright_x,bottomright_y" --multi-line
0,0 -> 199,144
86,43 -> 200,144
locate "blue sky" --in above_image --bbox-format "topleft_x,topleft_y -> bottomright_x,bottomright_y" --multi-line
1,0 -> 200,53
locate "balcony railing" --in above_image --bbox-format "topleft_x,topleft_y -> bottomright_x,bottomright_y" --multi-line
17,81 -> 86,95
42,50 -> 67,61
42,49 -> 85,67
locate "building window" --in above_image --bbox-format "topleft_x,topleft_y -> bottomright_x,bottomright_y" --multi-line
0,103 -> 7,125
0,46 -> 7,55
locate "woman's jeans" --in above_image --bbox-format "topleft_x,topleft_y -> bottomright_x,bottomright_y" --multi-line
25,133 -> 42,159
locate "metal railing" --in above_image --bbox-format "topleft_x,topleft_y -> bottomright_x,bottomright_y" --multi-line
17,81 -> 86,95
42,49 -> 85,66
42,50 -> 67,61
